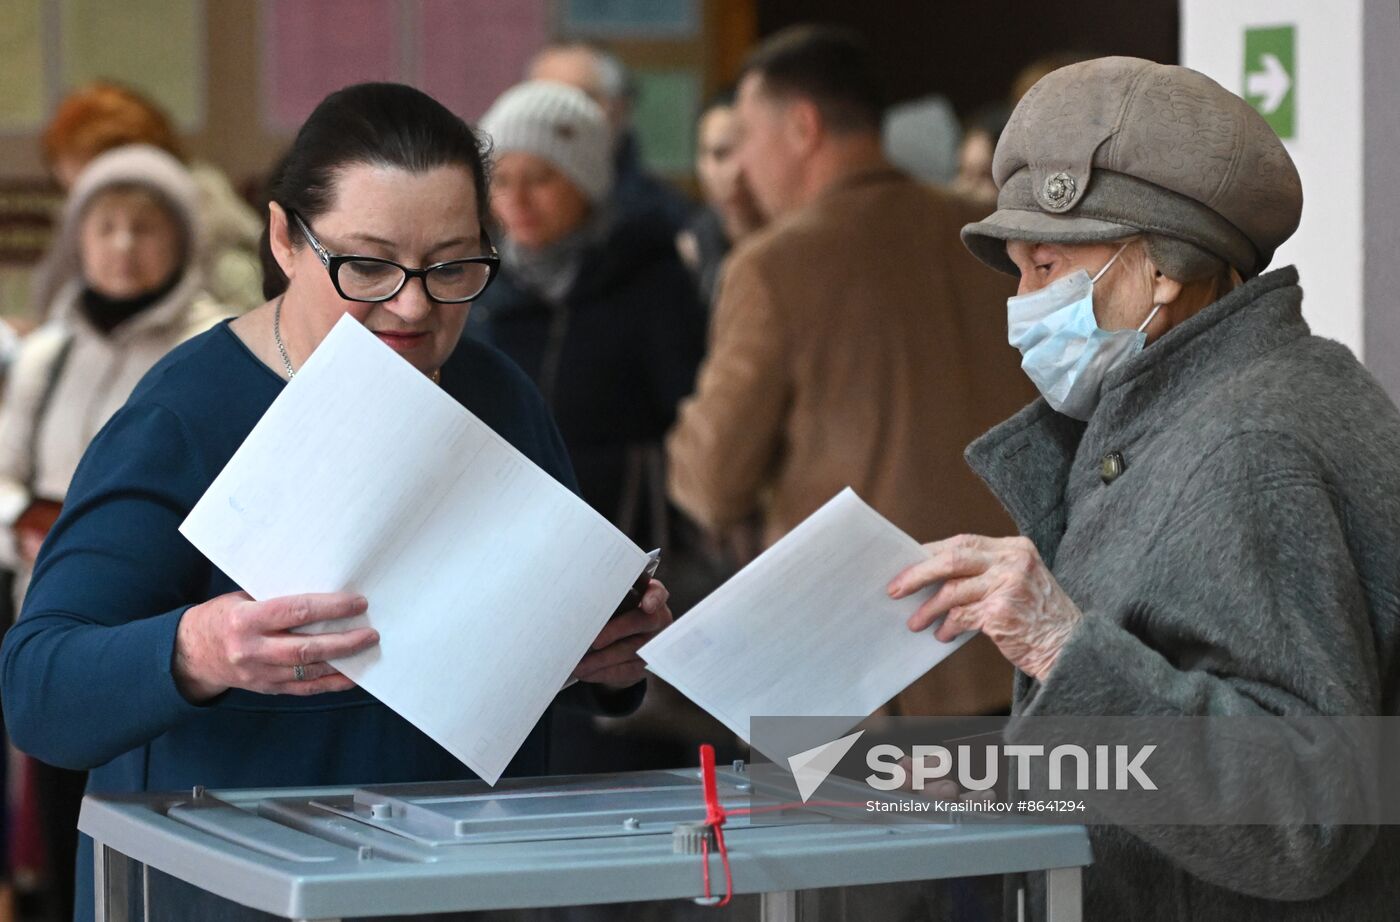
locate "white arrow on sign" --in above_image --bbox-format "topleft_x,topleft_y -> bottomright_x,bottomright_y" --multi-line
1247,52 -> 1291,114
787,730 -> 865,802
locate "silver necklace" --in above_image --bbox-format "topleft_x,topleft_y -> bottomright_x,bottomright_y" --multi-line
272,297 -> 444,386
272,296 -> 296,380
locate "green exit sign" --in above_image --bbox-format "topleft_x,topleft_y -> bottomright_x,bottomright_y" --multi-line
1244,25 -> 1296,139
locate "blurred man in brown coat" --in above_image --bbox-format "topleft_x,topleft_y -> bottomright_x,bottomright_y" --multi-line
666,26 -> 1036,717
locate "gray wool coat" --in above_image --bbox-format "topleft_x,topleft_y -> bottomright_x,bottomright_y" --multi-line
966,267 -> 1400,921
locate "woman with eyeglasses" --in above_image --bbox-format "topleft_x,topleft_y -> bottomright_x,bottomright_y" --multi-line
0,82 -> 672,922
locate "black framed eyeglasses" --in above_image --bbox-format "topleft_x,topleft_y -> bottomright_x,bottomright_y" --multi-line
291,211 -> 500,304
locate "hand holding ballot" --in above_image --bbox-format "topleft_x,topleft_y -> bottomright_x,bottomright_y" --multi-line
174,578 -> 671,703
173,590 -> 377,701
571,579 -> 673,689
889,534 -> 1084,682
639,489 -> 978,755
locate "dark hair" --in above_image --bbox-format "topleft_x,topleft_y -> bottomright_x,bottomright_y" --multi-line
259,82 -> 491,299
697,86 -> 736,123
740,25 -> 885,134
964,102 -> 1012,145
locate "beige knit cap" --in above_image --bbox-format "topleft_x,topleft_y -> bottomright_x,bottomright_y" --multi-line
37,144 -> 203,308
480,80 -> 614,203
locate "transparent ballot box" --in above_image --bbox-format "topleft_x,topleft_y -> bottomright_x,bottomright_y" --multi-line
80,765 -> 1091,921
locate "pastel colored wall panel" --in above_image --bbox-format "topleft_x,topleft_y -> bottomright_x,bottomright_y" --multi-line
632,69 -> 699,175
0,0 -> 46,132
263,0 -> 401,132
61,0 -> 204,128
416,0 -> 549,121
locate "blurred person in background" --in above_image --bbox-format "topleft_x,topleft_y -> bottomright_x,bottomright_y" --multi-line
675,89 -> 764,308
0,144 -> 226,922
528,41 -> 693,233
471,81 -> 717,777
948,103 -> 1010,204
882,93 -> 962,185
667,25 -> 1036,724
36,82 -> 263,317
473,80 -> 705,554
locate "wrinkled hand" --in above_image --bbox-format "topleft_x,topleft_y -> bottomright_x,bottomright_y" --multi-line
174,591 -> 378,702
573,579 -> 673,689
888,535 -> 1082,681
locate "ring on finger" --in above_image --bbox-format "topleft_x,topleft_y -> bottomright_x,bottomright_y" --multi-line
293,663 -> 307,681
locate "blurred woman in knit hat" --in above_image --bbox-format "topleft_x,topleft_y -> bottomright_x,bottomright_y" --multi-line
888,57 -> 1400,920
37,82 -> 264,317
0,143 -> 227,921
0,144 -> 226,595
470,81 -> 706,553
469,80 -> 716,776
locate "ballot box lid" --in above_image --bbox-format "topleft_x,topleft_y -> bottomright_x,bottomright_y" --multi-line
302,764 -> 812,846
81,766 -> 1092,919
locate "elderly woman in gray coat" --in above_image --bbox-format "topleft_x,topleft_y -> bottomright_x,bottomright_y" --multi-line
888,57 -> 1400,920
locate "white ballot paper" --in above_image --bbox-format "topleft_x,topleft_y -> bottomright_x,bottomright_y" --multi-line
639,488 -> 971,745
180,315 -> 648,784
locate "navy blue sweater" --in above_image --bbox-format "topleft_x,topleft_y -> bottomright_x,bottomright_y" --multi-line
0,321 -> 612,917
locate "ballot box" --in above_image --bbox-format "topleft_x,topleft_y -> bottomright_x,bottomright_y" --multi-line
80,764 -> 1091,922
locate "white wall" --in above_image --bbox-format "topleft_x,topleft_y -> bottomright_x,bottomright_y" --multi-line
1181,0 -> 1365,355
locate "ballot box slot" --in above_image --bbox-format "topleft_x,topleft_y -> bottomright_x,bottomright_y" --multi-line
337,769 -> 710,802
256,800 -> 437,863
166,798 -> 343,863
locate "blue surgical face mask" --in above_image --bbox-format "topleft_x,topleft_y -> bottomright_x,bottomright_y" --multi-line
1006,244 -> 1162,420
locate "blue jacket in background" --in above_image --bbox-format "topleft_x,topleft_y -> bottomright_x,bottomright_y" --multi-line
612,132 -> 694,235
469,208 -> 707,542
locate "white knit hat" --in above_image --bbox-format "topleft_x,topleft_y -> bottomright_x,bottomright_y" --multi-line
480,80 -> 614,203
33,144 -> 204,313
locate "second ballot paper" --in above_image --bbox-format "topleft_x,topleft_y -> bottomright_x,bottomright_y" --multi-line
180,315 -> 649,784
639,488 -> 973,750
